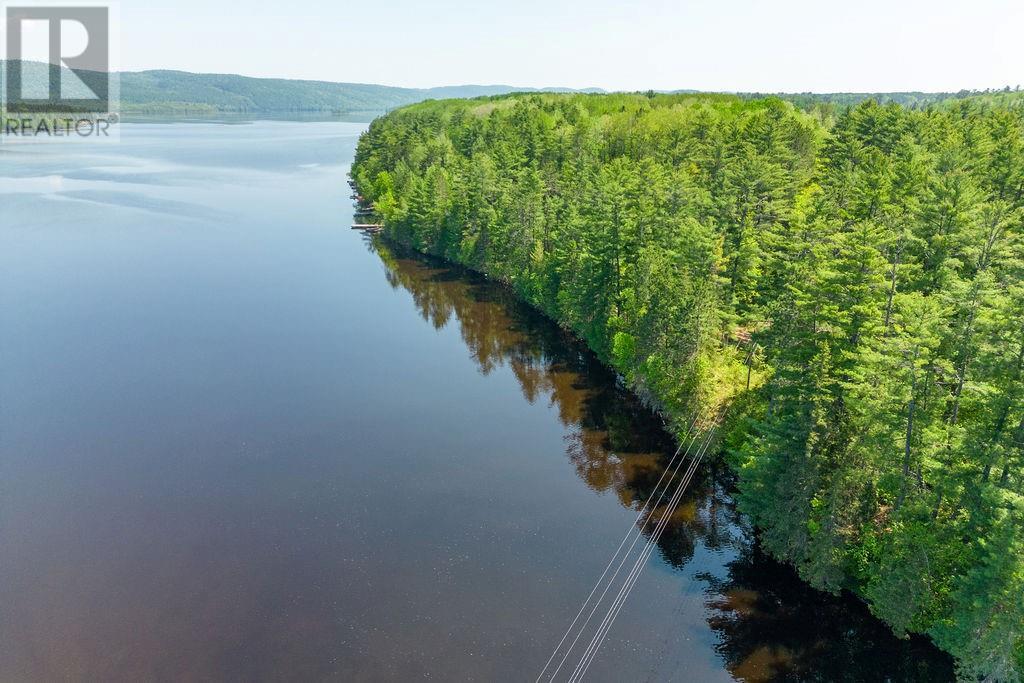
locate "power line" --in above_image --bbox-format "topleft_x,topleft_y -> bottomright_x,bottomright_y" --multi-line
569,427 -> 717,682
540,421 -> 700,683
537,419 -> 718,682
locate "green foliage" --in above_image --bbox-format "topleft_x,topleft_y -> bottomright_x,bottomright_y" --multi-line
353,91 -> 1024,680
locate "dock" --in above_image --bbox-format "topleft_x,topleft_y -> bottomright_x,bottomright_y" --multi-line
352,223 -> 384,233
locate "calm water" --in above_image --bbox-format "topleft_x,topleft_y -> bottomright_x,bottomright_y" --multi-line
0,122 -> 953,681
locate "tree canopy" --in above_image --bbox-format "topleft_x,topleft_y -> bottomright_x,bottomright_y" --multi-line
353,91 -> 1024,681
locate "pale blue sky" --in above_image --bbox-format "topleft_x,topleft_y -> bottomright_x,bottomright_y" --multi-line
121,0 -> 1023,92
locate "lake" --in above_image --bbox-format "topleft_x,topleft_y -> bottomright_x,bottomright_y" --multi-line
0,121 -> 953,681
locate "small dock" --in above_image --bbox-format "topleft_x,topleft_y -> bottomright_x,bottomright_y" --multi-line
348,176 -> 381,232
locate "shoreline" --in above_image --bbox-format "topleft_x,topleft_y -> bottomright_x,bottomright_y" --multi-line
367,233 -> 956,677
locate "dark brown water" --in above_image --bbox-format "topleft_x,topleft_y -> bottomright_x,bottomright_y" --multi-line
0,121 -> 953,681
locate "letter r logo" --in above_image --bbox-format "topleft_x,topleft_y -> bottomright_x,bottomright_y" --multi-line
4,5 -> 110,113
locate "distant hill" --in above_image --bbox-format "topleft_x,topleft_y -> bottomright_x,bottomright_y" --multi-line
117,70 -> 1010,114
0,61 -> 603,114
120,70 -> 586,113
120,70 -> 425,113
118,72 -> 613,113
2,61 -> 1017,115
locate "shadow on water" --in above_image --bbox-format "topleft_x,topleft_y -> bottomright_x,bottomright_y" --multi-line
367,236 -> 955,683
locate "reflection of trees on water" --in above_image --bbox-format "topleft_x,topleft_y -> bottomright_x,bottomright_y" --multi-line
700,541 -> 954,682
373,240 -> 683,506
368,239 -> 955,682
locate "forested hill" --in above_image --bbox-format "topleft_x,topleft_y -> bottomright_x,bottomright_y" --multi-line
118,70 -> 601,113
352,92 -> 1024,680
0,61 -> 603,114
119,70 -> 432,113
75,72 -> 1024,114
4,61 -> 1018,114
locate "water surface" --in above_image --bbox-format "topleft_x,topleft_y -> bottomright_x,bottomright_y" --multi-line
0,121 -> 952,681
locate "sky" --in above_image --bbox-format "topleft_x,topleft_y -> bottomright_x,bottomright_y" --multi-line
116,0 -> 1023,92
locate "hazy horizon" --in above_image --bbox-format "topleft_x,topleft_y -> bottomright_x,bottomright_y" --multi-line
6,59 -> 1015,96
114,67 -> 1024,95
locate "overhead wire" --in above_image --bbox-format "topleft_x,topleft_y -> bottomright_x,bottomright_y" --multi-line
537,415 -> 718,682
540,421 -> 701,682
567,426 -> 717,682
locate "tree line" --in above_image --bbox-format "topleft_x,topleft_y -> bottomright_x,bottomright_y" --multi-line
352,91 -> 1023,681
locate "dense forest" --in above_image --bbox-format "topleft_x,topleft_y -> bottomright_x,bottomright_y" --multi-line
351,91 -> 1024,680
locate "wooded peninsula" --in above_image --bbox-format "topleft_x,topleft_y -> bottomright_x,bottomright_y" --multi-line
352,92 -> 1023,681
